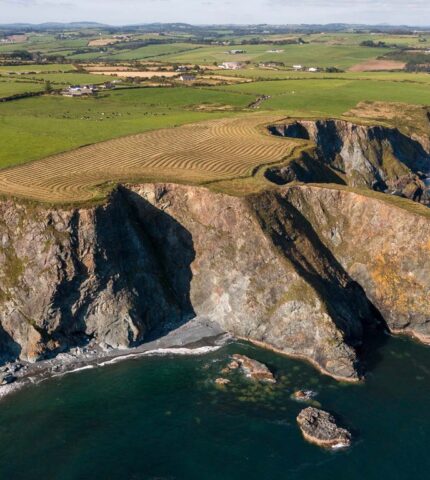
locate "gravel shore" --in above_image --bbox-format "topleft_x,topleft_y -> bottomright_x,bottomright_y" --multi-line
0,318 -> 230,400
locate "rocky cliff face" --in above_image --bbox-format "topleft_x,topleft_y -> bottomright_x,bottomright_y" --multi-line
283,185 -> 430,342
0,183 -> 428,380
268,120 -> 430,205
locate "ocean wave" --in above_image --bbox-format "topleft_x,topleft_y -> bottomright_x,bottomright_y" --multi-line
98,345 -> 221,367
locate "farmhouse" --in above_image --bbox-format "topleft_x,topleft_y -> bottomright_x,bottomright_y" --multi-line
61,85 -> 98,97
220,62 -> 243,70
308,67 -> 319,72
259,61 -> 284,68
179,74 -> 196,82
293,65 -> 303,71
99,81 -> 115,90
228,49 -> 246,54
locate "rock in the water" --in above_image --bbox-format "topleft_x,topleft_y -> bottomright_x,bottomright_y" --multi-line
292,390 -> 317,402
215,377 -> 230,386
230,354 -> 276,383
296,407 -> 351,449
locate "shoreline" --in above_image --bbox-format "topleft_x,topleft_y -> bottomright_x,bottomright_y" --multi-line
239,337 -> 362,384
0,317 -> 231,401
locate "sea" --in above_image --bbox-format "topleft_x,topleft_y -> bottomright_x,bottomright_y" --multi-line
0,334 -> 429,480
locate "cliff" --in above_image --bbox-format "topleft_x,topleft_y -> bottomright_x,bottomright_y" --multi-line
268,120 -> 430,205
0,183 -> 428,381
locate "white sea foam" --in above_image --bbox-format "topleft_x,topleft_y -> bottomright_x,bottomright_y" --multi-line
98,345 -> 221,367
52,364 -> 96,378
331,442 -> 349,450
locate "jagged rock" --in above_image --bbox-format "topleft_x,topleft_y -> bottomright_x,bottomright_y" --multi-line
292,390 -> 317,402
283,185 -> 430,342
297,407 -> 352,449
229,354 -> 276,383
215,377 -> 230,385
268,119 -> 430,205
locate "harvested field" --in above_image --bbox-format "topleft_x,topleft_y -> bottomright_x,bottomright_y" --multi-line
88,38 -> 119,47
92,71 -> 180,78
0,114 -> 297,203
83,66 -> 135,72
349,59 -> 406,72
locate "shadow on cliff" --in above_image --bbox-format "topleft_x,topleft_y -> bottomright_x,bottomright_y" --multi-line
120,186 -> 197,340
249,191 -> 389,375
0,324 -> 21,367
49,187 -> 196,356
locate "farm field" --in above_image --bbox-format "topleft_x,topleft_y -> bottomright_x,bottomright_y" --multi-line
0,86 -> 253,168
0,78 -> 44,98
1,73 -> 430,169
159,43 -> 391,69
212,69 -> 430,82
0,63 -> 76,73
0,114 -> 299,202
214,78 -> 430,116
0,25 -> 429,203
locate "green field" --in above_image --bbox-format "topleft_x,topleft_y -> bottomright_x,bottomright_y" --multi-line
1,26 -> 429,175
0,79 -> 44,98
0,86 -> 253,168
214,77 -> 430,116
1,71 -> 429,169
0,63 -> 76,73
8,72 -> 112,85
159,43 -> 391,69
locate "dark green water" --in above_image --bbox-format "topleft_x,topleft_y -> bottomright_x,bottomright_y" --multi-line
0,336 -> 429,480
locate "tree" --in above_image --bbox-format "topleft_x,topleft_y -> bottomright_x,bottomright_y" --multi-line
44,80 -> 53,93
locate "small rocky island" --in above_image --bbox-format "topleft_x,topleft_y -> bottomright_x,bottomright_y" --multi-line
227,354 -> 276,383
297,407 -> 352,449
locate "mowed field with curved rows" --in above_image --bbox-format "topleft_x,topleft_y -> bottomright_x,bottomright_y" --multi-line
0,114 -> 298,203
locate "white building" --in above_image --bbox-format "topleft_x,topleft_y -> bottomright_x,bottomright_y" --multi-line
179,74 -> 196,82
220,62 -> 243,70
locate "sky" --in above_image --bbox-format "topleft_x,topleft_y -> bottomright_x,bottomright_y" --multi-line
1,0 -> 430,26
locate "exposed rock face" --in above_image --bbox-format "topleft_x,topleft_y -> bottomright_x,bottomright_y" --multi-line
268,120 -> 430,205
128,184 -> 365,381
283,185 -> 430,342
0,192 -> 184,363
0,183 -> 428,380
297,407 -> 352,449
228,354 -> 276,383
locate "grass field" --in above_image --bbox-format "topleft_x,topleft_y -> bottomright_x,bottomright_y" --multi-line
0,79 -> 44,98
0,87 -> 253,168
214,78 -> 430,116
1,74 -> 429,169
214,69 -> 430,83
0,114 -> 299,202
0,64 -> 76,73
9,72 -> 112,85
1,28 -> 429,204
160,43 -> 391,69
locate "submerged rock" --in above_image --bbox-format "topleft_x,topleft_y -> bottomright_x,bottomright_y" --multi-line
296,407 -> 352,449
215,377 -> 231,386
292,390 -> 317,402
230,354 -> 276,383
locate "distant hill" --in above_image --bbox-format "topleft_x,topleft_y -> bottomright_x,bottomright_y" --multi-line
0,22 -> 429,33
